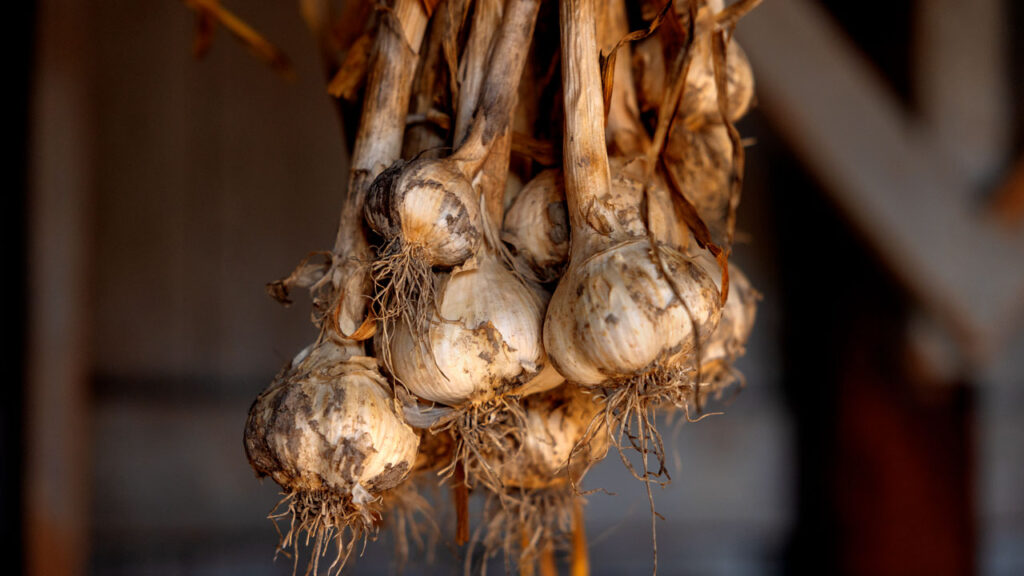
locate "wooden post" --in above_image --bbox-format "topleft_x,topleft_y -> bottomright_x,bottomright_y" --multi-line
26,1 -> 96,575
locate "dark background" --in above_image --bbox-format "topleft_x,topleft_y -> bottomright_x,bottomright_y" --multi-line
9,1 -> 1024,575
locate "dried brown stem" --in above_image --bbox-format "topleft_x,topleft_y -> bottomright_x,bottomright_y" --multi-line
645,0 -> 697,170
520,527 -> 536,576
570,497 -> 589,576
454,0 -> 503,146
405,0 -> 468,155
454,461 -> 471,546
330,0 -> 428,337
600,0 -> 654,157
558,0 -> 612,247
539,541 -> 558,576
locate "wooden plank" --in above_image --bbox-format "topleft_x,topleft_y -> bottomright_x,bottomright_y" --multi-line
25,1 -> 95,575
915,0 -> 1010,183
735,0 -> 1024,364
91,0 -> 345,385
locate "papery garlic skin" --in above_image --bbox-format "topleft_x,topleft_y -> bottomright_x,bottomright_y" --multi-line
364,158 -> 483,268
700,260 -> 758,373
544,239 -> 721,387
610,157 -> 690,252
491,386 -> 609,490
664,122 -> 733,247
501,160 -> 688,283
383,255 -> 546,406
244,340 -> 419,496
680,25 -> 754,124
513,361 -> 565,397
502,170 -> 570,282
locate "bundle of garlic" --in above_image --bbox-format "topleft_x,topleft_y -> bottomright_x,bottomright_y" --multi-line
242,0 -> 438,572
366,0 -> 555,496
192,0 -> 764,572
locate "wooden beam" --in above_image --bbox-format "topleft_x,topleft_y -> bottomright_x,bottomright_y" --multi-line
915,0 -> 1011,184
735,0 -> 1024,365
25,1 -> 95,575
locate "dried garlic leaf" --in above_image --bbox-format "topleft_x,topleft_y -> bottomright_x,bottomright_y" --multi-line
600,0 -> 674,116
328,32 -> 374,99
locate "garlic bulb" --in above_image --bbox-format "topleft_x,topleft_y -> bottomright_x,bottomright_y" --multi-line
245,339 -> 419,496
502,170 -> 569,282
474,385 -> 607,571
629,1 -> 754,127
678,3 -> 754,125
664,122 -> 734,247
489,385 -> 608,490
381,254 -> 546,406
545,239 -> 720,386
501,157 -> 688,286
610,156 -> 691,252
698,259 -> 758,382
244,338 -> 420,571
364,157 -> 483,269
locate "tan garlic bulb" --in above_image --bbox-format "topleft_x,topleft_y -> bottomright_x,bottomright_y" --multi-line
475,385 -> 607,571
501,158 -> 687,286
382,254 -> 546,406
630,1 -> 754,126
664,122 -> 734,247
488,385 -> 608,490
545,239 -> 721,386
547,0 -> 722,388
698,258 -> 758,381
502,170 -> 569,282
678,2 -> 755,124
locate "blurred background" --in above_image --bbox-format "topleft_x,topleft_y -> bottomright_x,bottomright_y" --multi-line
7,0 -> 1023,574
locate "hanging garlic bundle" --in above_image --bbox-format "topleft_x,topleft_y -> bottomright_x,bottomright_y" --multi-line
364,0 -> 516,347
244,339 -> 420,573
193,0 -> 765,571
544,0 -> 722,482
368,0 -> 552,482
242,1 -> 432,573
471,385 -> 609,572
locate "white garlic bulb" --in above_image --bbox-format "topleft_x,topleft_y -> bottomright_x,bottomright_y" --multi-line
545,239 -> 721,386
364,158 -> 483,268
382,254 -> 546,406
245,339 -> 419,497
502,170 -> 570,282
